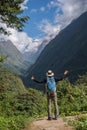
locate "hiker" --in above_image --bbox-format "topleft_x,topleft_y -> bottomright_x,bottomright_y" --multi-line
31,70 -> 68,120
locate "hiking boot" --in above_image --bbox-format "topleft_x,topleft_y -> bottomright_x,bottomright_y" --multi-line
47,117 -> 52,120
54,115 -> 59,120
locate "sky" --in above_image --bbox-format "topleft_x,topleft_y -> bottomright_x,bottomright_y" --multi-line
1,0 -> 87,54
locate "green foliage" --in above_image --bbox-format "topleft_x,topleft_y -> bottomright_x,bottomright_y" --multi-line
76,74 -> 87,86
0,54 -> 4,62
57,78 -> 87,116
0,67 -> 87,129
69,115 -> 87,130
0,67 -> 27,95
75,116 -> 87,130
0,0 -> 29,35
57,77 -> 87,130
0,67 -> 47,129
0,88 -> 47,129
0,116 -> 27,130
15,88 -> 47,117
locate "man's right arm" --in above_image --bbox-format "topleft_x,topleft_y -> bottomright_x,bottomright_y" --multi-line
31,76 -> 46,84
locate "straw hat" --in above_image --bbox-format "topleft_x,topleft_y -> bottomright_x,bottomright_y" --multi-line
46,70 -> 54,77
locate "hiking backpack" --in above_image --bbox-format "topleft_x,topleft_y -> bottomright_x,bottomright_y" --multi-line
47,77 -> 56,92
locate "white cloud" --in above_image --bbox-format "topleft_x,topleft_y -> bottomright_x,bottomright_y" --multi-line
9,32 -> 25,51
54,0 -> 87,29
8,29 -> 33,52
7,28 -> 42,54
38,0 -> 87,37
38,19 -> 60,37
20,0 -> 29,10
47,0 -> 62,9
5,26 -> 58,56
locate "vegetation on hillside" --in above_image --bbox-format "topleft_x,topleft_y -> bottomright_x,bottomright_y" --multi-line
0,66 -> 87,129
68,114 -> 87,130
0,66 -> 47,129
0,54 -> 5,62
0,40 -> 30,75
57,78 -> 87,116
57,77 -> 87,130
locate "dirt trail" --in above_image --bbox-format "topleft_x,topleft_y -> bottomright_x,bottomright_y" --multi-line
28,117 -> 73,130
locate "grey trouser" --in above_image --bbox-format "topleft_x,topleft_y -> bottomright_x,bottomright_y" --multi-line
47,91 -> 59,118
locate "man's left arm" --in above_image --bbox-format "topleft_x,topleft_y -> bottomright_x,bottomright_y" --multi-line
55,70 -> 69,82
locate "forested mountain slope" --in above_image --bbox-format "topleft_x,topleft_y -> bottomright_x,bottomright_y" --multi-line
24,11 -> 87,87
0,40 -> 31,75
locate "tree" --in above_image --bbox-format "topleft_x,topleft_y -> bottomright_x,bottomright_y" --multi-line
0,0 -> 29,35
0,55 -> 4,62
0,54 -> 8,62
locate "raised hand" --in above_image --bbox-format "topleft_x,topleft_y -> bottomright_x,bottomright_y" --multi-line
64,70 -> 69,75
31,76 -> 35,80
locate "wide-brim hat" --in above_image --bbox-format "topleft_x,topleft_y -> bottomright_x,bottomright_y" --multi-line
46,70 -> 54,77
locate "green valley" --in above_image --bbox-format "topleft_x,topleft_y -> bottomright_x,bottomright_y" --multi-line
0,65 -> 87,129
